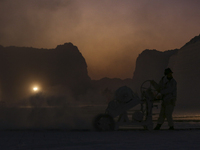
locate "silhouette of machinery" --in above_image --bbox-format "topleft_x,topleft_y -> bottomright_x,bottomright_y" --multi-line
93,80 -> 160,131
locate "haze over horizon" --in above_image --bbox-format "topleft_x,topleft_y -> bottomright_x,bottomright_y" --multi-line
0,0 -> 200,79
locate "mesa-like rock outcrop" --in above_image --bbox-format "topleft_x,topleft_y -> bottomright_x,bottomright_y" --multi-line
132,49 -> 178,92
0,43 -> 91,102
132,34 -> 200,113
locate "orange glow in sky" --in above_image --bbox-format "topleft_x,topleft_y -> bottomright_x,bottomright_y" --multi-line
0,0 -> 200,79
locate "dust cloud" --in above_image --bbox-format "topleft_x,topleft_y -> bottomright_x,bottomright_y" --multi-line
0,88 -> 109,130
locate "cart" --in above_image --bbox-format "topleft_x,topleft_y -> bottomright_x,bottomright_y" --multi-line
93,80 -> 161,131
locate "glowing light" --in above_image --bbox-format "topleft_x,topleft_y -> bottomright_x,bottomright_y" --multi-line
33,87 -> 38,92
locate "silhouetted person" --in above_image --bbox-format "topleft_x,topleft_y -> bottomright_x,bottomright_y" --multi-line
151,68 -> 177,130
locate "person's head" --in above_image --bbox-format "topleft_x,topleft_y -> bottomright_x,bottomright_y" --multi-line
164,68 -> 173,78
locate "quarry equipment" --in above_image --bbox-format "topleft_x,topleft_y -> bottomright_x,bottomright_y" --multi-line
93,80 -> 160,131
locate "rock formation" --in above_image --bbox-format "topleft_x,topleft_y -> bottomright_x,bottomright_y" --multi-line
168,34 -> 200,113
0,43 -> 91,103
132,34 -> 200,113
132,49 -> 178,93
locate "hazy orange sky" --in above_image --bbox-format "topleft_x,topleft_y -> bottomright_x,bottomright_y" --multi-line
0,0 -> 200,79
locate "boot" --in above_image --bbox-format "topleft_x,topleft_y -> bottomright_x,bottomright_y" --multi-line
154,124 -> 162,130
169,126 -> 174,130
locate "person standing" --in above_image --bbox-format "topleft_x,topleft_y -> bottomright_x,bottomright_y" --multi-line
151,68 -> 177,130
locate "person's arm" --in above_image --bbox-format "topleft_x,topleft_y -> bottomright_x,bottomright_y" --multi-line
160,80 -> 177,95
151,80 -> 158,90
150,80 -> 162,92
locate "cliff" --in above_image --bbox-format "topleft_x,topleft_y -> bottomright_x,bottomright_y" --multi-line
0,43 -> 91,102
168,35 -> 200,112
132,34 -> 200,113
132,49 -> 178,92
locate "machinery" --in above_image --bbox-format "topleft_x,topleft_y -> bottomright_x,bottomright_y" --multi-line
93,80 -> 160,131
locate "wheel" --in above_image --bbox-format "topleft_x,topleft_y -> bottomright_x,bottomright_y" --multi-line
140,80 -> 159,120
93,114 -> 115,131
140,80 -> 158,100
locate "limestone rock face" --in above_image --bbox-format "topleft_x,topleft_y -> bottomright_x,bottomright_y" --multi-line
0,43 -> 91,102
132,34 -> 200,113
168,35 -> 200,112
132,49 -> 178,92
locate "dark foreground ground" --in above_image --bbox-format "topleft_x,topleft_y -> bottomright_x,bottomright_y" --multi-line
0,106 -> 200,149
0,129 -> 200,150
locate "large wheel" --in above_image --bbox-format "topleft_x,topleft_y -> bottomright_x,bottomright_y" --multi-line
140,80 -> 158,100
93,114 -> 115,131
140,80 -> 159,120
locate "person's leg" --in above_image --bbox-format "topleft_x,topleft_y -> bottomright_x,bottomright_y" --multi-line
165,104 -> 175,129
154,104 -> 166,130
157,105 -> 166,124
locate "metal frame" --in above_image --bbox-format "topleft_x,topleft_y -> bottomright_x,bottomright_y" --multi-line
93,80 -> 161,131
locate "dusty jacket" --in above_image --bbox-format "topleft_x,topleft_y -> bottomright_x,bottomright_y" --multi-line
159,76 -> 177,105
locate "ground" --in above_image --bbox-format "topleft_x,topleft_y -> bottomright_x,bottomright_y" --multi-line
0,130 -> 200,150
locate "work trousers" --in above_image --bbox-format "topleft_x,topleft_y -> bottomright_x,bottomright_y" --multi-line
157,104 -> 175,127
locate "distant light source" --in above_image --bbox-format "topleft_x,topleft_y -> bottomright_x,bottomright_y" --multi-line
33,87 -> 38,92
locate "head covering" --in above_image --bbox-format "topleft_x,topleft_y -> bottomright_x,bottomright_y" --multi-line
164,68 -> 173,75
